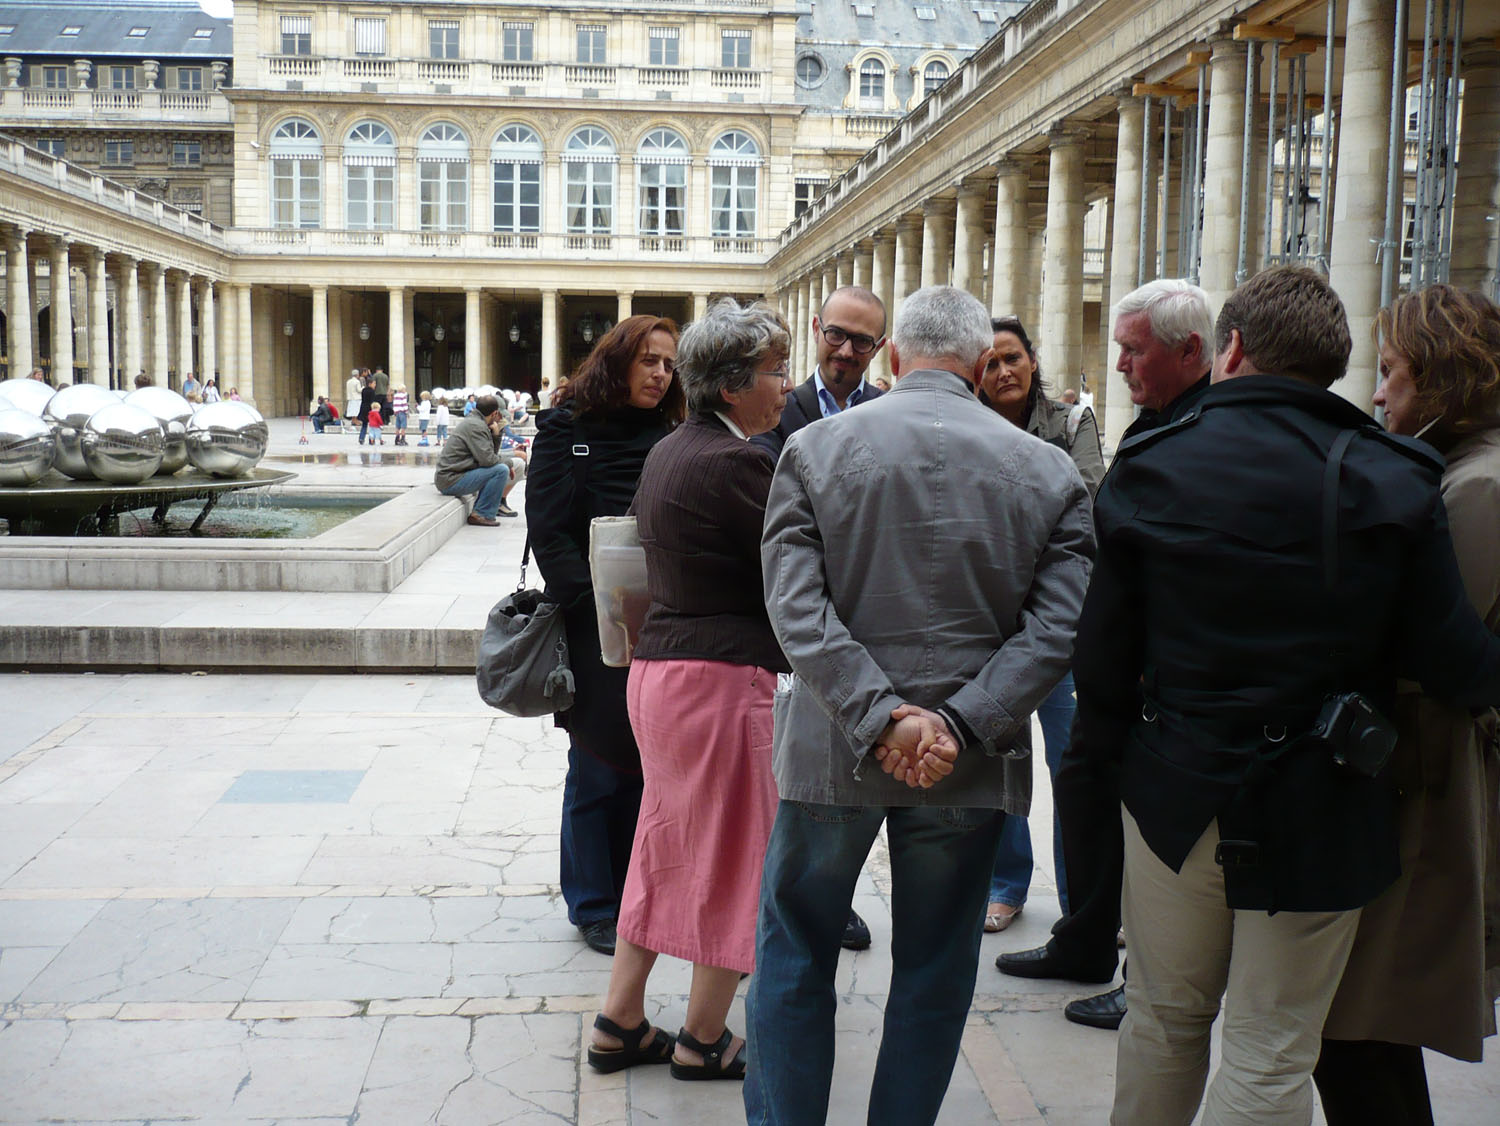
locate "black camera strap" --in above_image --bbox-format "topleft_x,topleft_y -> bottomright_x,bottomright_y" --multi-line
1321,428 -> 1359,592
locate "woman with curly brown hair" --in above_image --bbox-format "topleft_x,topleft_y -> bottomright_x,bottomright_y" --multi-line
526,315 -> 685,957
1316,284 -> 1500,1124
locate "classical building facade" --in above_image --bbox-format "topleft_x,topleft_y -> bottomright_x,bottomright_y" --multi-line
1,0 -> 1496,437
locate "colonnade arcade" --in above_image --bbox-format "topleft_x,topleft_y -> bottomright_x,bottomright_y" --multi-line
772,0 -> 1500,451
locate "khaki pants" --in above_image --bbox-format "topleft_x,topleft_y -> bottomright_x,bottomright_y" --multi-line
1111,808 -> 1360,1126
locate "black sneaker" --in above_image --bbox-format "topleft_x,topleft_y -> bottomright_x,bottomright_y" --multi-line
842,909 -> 871,951
497,502 -> 518,518
579,920 -> 617,955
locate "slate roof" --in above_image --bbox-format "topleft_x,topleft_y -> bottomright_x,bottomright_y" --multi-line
0,1 -> 231,59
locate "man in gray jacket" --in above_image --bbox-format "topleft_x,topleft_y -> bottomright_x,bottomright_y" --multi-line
433,394 -> 516,525
745,287 -> 1095,1125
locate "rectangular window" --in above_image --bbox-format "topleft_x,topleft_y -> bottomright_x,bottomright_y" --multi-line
975,8 -> 999,22
127,26 -> 149,38
493,161 -> 540,233
428,19 -> 459,60
852,4 -> 874,18
37,137 -> 65,158
502,22 -> 533,62
109,65 -> 136,90
794,177 -> 828,218
354,17 -> 385,57
915,6 -> 936,19
648,27 -> 679,68
104,139 -> 134,166
566,162 -> 613,234
40,65 -> 69,89
576,24 -> 606,65
280,15 -> 311,56
176,67 -> 203,91
172,141 -> 202,167
721,29 -> 750,69
0,26 -> 15,36
60,25 -> 81,36
272,157 -> 321,229
193,27 -> 214,39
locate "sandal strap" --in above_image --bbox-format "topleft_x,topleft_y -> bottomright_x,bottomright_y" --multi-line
593,1013 -> 651,1043
675,1026 -> 734,1063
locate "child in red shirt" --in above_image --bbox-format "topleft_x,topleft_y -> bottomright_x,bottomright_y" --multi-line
366,403 -> 384,445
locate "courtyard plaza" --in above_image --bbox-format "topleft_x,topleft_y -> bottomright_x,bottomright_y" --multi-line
0,418 -> 1496,1124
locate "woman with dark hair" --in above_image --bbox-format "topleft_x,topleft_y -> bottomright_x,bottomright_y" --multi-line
977,315 -> 1104,932
526,315 -> 684,956
357,374 -> 377,445
1315,284 -> 1500,1124
586,299 -> 791,1082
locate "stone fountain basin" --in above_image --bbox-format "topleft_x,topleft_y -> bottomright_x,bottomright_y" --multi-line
0,483 -> 467,593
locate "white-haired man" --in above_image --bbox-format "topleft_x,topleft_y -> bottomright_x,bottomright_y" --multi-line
997,279 -> 1214,1030
746,286 -> 1095,1125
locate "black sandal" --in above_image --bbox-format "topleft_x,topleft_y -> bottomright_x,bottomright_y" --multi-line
670,1027 -> 747,1081
586,1014 -> 675,1074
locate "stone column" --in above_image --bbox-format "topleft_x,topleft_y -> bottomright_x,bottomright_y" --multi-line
310,285 -> 329,402
853,241 -> 873,291
1106,95 -> 1148,448
990,160 -> 1031,317
835,253 -> 853,290
952,181 -> 988,295
1328,0 -> 1395,410
49,237 -> 73,383
693,293 -> 708,321
795,277 -> 812,380
118,257 -> 140,384
1039,131 -> 1087,394
87,249 -> 109,385
236,283 -> 254,402
1451,48 -> 1500,294
175,271 -> 193,387
821,264 -> 836,309
617,291 -> 633,322
147,263 -> 168,384
871,231 -> 897,384
541,289 -> 560,389
199,279 -> 217,386
920,198 -> 954,287
1199,41 -> 1248,308
894,212 -> 923,308
4,226 -> 32,376
465,288 -> 482,387
220,281 -> 237,388
387,287 -> 406,387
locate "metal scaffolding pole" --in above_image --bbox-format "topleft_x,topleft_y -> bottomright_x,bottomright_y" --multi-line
1178,96 -> 1194,278
1160,98 -> 1172,277
1316,0 -> 1336,272
1412,0 -> 1439,287
1437,0 -> 1464,282
1380,0 -> 1412,307
1139,93 -> 1153,284
1237,41 -> 1260,284
1191,60 -> 1208,282
1264,41 -> 1281,266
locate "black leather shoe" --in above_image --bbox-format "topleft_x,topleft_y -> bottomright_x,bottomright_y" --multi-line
579,920 -> 617,955
1064,984 -> 1126,1030
995,944 -> 1115,984
842,909 -> 871,951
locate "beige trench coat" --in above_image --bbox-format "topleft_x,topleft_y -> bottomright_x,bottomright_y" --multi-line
1323,426 -> 1500,1062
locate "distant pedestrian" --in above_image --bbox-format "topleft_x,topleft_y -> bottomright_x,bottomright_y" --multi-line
228,388 -> 241,401
203,379 -> 221,403
346,368 -> 362,420
417,391 -> 432,446
435,398 -> 451,443
366,402 -> 384,445
358,376 -> 376,444
392,386 -> 410,445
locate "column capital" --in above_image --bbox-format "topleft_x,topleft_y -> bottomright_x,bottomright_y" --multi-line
869,228 -> 896,248
922,196 -> 955,217
3,222 -> 31,247
115,253 -> 139,269
956,178 -> 990,202
1047,126 -> 1092,150
310,283 -> 329,296
897,211 -> 925,233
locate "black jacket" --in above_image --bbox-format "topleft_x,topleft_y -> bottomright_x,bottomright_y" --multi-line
749,372 -> 884,461
525,402 -> 673,769
1073,375 -> 1500,911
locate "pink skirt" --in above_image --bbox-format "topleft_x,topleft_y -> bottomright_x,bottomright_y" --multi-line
619,658 -> 778,973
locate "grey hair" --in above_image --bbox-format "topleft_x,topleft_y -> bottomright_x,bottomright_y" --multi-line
892,286 -> 992,368
1114,278 -> 1215,350
678,298 -> 792,414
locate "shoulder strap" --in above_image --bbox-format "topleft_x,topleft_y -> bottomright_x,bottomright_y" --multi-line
1113,403 -> 1205,459
1322,428 -> 1359,592
1066,403 -> 1086,443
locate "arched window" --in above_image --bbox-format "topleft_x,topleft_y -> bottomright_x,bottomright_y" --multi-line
923,60 -> 950,97
858,59 -> 885,107
344,121 -> 396,230
563,127 -> 616,236
708,131 -> 759,239
417,121 -> 469,231
637,128 -> 688,238
269,117 -> 321,229
491,124 -> 541,234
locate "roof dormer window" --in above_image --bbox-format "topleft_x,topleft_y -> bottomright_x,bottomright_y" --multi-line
193,28 -> 213,39
60,25 -> 82,36
128,27 -> 149,37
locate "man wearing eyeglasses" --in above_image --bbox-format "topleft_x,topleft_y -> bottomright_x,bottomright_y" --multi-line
752,286 -> 888,463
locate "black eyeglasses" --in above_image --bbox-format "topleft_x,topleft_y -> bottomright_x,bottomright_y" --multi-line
820,324 -> 881,356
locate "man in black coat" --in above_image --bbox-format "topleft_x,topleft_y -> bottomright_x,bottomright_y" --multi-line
997,279 -> 1214,1031
1081,266 -> 1500,1123
751,286 -> 887,462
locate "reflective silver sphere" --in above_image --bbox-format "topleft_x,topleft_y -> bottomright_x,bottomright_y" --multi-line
0,408 -> 57,485
44,383 -> 120,480
0,378 -> 57,417
185,400 -> 269,477
81,403 -> 166,483
124,386 -> 194,475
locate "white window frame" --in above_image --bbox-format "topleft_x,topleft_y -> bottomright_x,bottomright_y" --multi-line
491,124 -> 542,234
354,17 -> 386,57
108,65 -> 136,91
637,128 -> 688,237
858,58 -> 886,107
104,138 -> 134,166
502,22 -> 533,63
648,26 -> 679,68
176,66 -> 204,91
721,28 -> 751,69
564,126 -> 616,235
344,121 -> 396,231
923,60 -> 950,97
172,141 -> 202,167
417,122 -> 470,232
428,19 -> 459,60
709,131 -> 759,239
576,24 -> 607,65
270,118 -> 322,230
280,15 -> 312,56
40,64 -> 69,89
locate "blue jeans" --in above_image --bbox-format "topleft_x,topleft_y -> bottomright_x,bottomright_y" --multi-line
559,738 -> 642,926
745,799 -> 1004,1126
438,463 -> 510,518
988,670 -> 1076,914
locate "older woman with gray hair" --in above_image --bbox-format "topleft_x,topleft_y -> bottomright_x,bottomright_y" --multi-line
585,299 -> 793,1082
